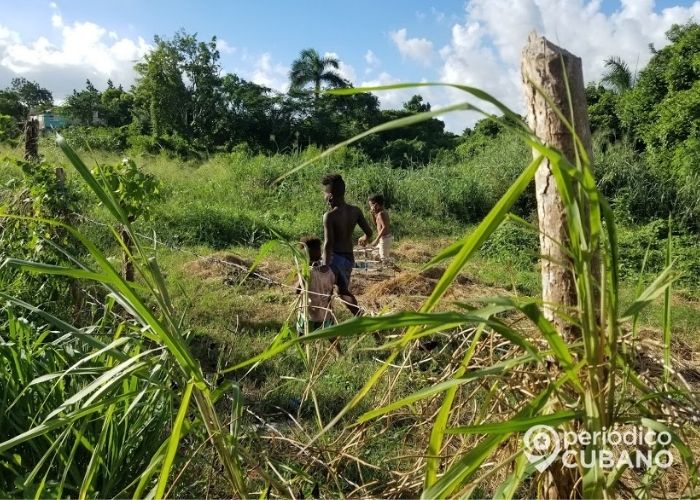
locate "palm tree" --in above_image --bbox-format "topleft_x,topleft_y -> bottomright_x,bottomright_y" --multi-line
601,56 -> 636,93
289,48 -> 347,98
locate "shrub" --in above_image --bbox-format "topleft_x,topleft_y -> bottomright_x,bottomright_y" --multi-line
480,219 -> 539,266
60,126 -> 128,151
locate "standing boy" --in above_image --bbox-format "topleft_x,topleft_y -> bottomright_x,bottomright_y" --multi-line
365,194 -> 393,263
321,173 -> 373,315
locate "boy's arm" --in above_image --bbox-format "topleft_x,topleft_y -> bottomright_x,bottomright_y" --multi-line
357,208 -> 373,245
323,212 -> 334,265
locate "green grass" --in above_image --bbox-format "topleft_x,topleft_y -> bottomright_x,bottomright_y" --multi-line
1,123 -> 699,498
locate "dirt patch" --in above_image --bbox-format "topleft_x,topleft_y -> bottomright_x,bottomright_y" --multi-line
419,266 -> 445,280
184,252 -> 251,279
183,252 -> 276,288
363,271 -> 437,299
392,239 -> 449,264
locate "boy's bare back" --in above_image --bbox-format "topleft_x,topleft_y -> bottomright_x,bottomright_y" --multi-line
324,204 -> 371,255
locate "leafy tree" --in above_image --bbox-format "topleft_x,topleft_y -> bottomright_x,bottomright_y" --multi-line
457,117 -> 507,159
0,91 -> 26,122
133,35 -> 189,137
218,74 -> 276,150
101,80 -> 134,127
614,21 -> 700,228
133,31 -> 223,148
0,114 -> 19,141
64,80 -> 102,125
374,95 -> 457,165
601,56 -> 636,93
174,32 -> 225,147
618,22 -> 700,147
403,94 -> 431,113
289,48 -> 347,98
8,78 -> 53,115
91,158 -> 161,280
585,84 -> 622,142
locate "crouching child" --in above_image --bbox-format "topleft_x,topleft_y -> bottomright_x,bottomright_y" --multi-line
296,236 -> 336,335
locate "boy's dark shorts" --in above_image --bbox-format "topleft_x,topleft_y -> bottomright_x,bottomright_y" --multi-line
330,252 -> 353,294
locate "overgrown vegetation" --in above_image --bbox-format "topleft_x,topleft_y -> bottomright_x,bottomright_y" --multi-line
0,19 -> 699,500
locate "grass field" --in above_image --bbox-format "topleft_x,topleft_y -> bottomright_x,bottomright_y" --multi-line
1,137 -> 699,497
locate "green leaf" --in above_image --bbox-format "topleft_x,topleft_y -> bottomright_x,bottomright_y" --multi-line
156,380 -> 194,499
447,411 -> 579,434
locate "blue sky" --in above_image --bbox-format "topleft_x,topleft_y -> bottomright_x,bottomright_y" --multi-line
1,0 -> 699,131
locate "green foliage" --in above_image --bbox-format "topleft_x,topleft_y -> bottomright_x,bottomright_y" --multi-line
590,22 -> 700,230
0,159 -> 86,318
0,309 -> 173,498
133,30 -> 223,149
616,220 -> 700,288
0,114 -> 19,142
586,84 -> 623,141
59,126 -> 129,152
289,48 -> 347,97
480,219 -> 539,266
101,80 -> 135,126
91,158 -> 161,223
601,56 -> 636,93
7,78 -> 53,115
64,80 -> 102,125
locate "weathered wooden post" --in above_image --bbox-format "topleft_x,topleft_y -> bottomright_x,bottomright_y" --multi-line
24,118 -> 39,162
521,33 -> 593,341
521,33 -> 594,499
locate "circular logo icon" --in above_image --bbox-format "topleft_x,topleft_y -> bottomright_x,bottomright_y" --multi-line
524,425 -> 561,456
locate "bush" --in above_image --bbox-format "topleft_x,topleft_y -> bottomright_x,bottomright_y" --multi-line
616,220 -> 700,289
0,114 -> 19,142
60,126 -> 128,151
151,204 -> 282,248
481,220 -> 539,266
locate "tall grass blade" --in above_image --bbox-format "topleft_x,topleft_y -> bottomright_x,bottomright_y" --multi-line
663,218 -> 672,384
156,380 -> 194,499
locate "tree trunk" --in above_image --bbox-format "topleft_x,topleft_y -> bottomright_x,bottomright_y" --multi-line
24,118 -> 39,162
120,225 -> 135,282
521,33 -> 594,500
521,32 -> 593,342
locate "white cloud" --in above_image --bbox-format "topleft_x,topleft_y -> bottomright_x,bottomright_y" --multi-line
365,49 -> 379,66
0,15 -> 150,99
49,2 -> 58,9
360,71 -> 414,109
0,26 -> 20,46
324,51 -> 355,84
390,28 -> 434,66
431,7 -> 446,23
364,49 -> 380,75
249,52 -> 288,91
216,38 -> 236,55
434,0 -> 700,132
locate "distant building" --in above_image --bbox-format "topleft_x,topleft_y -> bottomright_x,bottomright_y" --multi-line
29,110 -> 68,131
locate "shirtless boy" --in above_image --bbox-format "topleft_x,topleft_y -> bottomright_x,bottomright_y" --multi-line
321,173 -> 373,315
365,194 -> 393,263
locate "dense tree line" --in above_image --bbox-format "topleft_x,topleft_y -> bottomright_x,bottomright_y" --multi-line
0,30 -> 457,163
0,23 -> 698,224
586,21 -> 700,229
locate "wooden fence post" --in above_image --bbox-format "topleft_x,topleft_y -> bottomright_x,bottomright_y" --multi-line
521,33 -> 595,499
521,32 -> 593,342
24,118 -> 39,162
